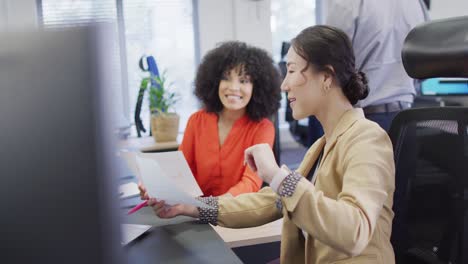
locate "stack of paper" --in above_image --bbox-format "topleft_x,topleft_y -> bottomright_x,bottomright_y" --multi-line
118,182 -> 139,199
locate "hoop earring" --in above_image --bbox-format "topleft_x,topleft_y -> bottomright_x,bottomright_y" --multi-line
322,85 -> 330,95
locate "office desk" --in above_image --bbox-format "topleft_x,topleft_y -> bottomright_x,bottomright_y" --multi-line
119,136 -> 179,152
119,171 -> 279,263
213,219 -> 283,248
213,220 -> 282,263
125,221 -> 243,264
120,177 -> 282,249
121,188 -> 242,264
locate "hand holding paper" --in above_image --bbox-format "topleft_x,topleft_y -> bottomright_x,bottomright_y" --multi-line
120,151 -> 212,224
135,155 -> 211,209
136,184 -> 200,219
149,198 -> 200,219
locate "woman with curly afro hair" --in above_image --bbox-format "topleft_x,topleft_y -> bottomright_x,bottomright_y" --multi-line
178,41 -> 281,197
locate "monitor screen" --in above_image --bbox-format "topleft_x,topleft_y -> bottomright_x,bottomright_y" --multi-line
0,26 -> 123,264
420,77 -> 468,96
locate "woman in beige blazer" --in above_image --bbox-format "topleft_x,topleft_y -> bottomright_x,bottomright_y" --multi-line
140,25 -> 395,264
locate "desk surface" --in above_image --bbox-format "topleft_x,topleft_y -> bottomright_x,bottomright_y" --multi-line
120,188 -> 242,264
120,177 -> 283,249
119,136 -> 179,152
125,221 -> 242,264
122,193 -> 283,249
212,219 -> 283,248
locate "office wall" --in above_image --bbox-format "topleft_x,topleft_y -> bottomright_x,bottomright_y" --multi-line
3,0 -> 467,49
0,1 -> 6,31
197,0 -> 272,58
430,0 -> 468,20
0,0 -> 37,30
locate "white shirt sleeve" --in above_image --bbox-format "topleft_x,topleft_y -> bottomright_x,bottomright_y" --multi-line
325,0 -> 361,42
270,165 -> 291,193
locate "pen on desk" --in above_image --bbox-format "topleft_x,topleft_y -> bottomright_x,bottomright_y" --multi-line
127,200 -> 148,215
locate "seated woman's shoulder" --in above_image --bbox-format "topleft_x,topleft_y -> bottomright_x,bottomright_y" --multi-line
351,118 -> 389,139
340,118 -> 393,154
192,109 -> 207,116
189,109 -> 216,121
259,117 -> 274,126
253,117 -> 275,130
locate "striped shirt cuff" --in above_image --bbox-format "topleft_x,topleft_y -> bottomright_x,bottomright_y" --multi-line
196,196 -> 219,225
278,171 -> 303,197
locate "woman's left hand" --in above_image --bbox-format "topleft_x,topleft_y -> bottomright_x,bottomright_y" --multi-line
244,143 -> 280,184
147,198 -> 199,219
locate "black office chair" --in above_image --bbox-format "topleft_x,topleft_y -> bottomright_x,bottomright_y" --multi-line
390,16 -> 468,264
390,108 -> 468,264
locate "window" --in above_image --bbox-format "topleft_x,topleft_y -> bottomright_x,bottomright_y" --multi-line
270,0 -> 318,128
122,0 -> 197,135
39,0 -> 125,128
38,0 -> 198,134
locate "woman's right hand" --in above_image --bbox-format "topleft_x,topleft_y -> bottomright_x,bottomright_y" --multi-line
138,183 -> 150,201
138,183 -> 199,219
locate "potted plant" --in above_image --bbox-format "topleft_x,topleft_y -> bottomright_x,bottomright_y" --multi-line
140,70 -> 180,142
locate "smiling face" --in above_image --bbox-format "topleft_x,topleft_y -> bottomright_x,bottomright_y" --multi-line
281,47 -> 328,120
218,65 -> 253,113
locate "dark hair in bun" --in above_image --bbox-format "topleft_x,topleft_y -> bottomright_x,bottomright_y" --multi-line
291,25 -> 370,105
343,71 -> 369,105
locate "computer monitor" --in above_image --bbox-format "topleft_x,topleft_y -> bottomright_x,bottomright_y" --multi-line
420,77 -> 468,96
0,26 -> 123,264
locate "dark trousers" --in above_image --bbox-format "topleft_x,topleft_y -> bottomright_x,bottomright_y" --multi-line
365,111 -> 400,132
363,101 -> 412,132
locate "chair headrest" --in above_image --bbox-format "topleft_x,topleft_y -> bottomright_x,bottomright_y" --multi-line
402,16 -> 468,79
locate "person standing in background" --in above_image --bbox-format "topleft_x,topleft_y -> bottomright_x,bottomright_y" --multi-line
326,0 -> 430,131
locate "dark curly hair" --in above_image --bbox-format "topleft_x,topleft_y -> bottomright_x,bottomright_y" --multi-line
194,41 -> 281,121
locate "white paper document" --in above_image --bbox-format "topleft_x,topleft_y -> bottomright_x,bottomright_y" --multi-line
120,151 -> 211,208
121,224 -> 151,245
119,150 -> 140,177
135,154 -> 210,208
138,151 -> 203,197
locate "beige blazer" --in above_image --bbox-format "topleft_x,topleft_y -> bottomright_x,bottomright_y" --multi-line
216,108 -> 395,264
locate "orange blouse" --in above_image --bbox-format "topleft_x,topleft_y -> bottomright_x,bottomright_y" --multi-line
179,110 -> 275,197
